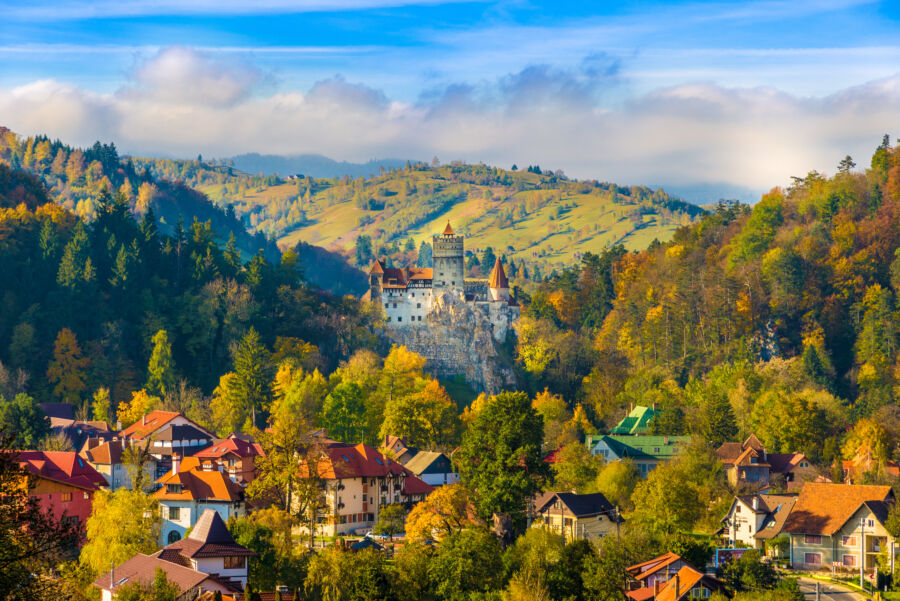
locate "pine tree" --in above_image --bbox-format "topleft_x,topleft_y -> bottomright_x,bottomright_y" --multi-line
232,328 -> 273,429
57,222 -> 90,289
224,232 -> 241,277
46,328 -> 90,404
146,330 -> 176,397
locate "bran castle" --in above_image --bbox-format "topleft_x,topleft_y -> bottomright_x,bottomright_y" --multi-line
363,222 -> 520,342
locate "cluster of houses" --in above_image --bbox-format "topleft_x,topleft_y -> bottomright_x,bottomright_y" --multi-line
17,406 -> 465,599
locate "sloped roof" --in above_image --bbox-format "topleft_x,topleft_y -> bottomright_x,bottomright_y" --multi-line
154,467 -> 243,502
716,434 -> 765,464
369,259 -> 385,275
442,221 -> 454,236
81,439 -> 128,465
16,451 -> 107,491
93,553 -> 212,593
768,452 -> 807,474
588,435 -> 690,461
655,566 -> 723,601
535,491 -> 620,520
194,435 -> 263,460
488,258 -> 509,290
120,411 -> 182,439
158,509 -> 256,560
301,443 -> 434,495
626,552 -> 686,580
782,483 -> 893,535
727,494 -> 797,540
403,451 -> 447,475
40,402 -> 74,420
609,406 -> 656,435
734,446 -> 770,468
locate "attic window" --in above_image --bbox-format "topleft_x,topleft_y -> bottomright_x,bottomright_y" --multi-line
166,484 -> 182,494
375,458 -> 383,465
342,455 -> 350,463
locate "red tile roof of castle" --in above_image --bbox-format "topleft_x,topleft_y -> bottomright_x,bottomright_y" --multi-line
16,451 -> 107,491
442,221 -> 455,236
488,257 -> 509,289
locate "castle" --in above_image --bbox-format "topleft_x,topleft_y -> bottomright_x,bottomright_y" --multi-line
363,222 -> 520,342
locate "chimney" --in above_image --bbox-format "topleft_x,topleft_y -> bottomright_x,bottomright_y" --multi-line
172,453 -> 180,475
142,414 -> 146,426
752,496 -> 759,511
673,574 -> 680,596
652,402 -> 657,411
654,580 -> 662,596
110,562 -> 115,589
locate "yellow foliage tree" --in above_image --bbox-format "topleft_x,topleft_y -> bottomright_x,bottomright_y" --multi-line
46,327 -> 90,404
116,389 -> 161,427
405,484 -> 475,542
80,489 -> 160,577
379,379 -> 459,449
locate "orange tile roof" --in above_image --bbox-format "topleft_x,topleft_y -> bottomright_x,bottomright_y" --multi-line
627,552 -> 684,581
488,257 -> 509,289
782,482 -> 893,535
655,566 -> 709,601
300,443 -> 434,494
154,467 -> 243,502
120,411 -> 181,439
194,436 -> 263,460
442,221 -> 454,236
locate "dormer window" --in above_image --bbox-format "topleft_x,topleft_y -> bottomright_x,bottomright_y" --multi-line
167,483 -> 182,494
224,556 -> 246,569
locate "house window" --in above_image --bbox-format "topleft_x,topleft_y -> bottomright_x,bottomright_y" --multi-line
224,556 -> 246,569
363,494 -> 367,502
867,519 -> 875,528
83,492 -> 90,499
167,530 -> 181,544
735,505 -> 741,513
842,536 -> 857,547
169,506 -> 180,520
804,534 -> 822,544
61,492 -> 72,502
167,484 -> 182,494
842,555 -> 858,567
804,553 -> 823,565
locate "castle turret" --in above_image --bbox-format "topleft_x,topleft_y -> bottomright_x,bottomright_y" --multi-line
488,257 -> 510,301
432,222 -> 464,294
368,259 -> 385,299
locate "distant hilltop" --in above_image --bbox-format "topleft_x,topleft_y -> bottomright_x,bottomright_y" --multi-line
226,153 -> 409,179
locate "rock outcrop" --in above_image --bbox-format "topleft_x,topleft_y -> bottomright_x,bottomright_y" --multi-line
384,292 -> 517,393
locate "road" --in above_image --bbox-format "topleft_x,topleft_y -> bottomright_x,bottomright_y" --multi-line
797,577 -> 867,601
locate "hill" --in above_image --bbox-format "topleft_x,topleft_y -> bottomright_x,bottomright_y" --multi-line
227,152 -> 408,179
129,156 -> 706,279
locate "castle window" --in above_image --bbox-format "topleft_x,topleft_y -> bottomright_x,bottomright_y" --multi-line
393,303 -> 397,308
387,317 -> 391,322
397,317 -> 402,322
385,303 -> 389,308
439,272 -> 444,276
452,281 -> 455,285
418,316 -> 422,321
417,303 -> 421,308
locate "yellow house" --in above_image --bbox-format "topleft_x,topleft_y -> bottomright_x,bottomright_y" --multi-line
532,491 -> 623,540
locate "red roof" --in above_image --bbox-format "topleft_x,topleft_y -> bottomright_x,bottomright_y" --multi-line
16,451 -> 107,491
442,221 -> 455,236
120,410 -> 182,439
154,468 -> 244,502
488,257 -> 509,289
194,435 -> 263,460
303,443 -> 434,495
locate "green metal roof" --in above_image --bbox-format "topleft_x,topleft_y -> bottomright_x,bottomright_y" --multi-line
585,434 -> 691,461
609,405 -> 657,435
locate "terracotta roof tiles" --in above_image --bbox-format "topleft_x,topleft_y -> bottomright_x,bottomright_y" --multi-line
16,451 -> 107,491
782,483 -> 893,535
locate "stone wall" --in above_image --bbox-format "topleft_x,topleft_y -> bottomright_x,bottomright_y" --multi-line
384,291 -> 518,394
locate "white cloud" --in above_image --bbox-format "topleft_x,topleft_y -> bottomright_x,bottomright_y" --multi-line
1,46 -> 898,192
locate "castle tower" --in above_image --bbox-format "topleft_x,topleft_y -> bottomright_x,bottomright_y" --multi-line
432,221 -> 464,294
488,257 -> 510,301
368,259 -> 385,299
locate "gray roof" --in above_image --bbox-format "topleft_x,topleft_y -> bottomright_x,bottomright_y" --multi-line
403,451 -> 448,475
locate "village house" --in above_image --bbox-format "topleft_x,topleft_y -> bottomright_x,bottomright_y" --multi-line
295,442 -> 433,537
842,448 -> 900,484
193,433 -> 264,485
716,434 -> 817,492
782,482 -> 895,573
383,436 -> 458,486
650,566 -> 725,601
154,455 -> 246,546
610,405 -> 657,435
721,493 -> 796,553
120,411 -> 215,479
626,553 -> 698,600
80,437 -> 156,491
41,402 -> 116,450
531,491 -> 622,540
586,434 -> 690,477
16,450 -> 107,528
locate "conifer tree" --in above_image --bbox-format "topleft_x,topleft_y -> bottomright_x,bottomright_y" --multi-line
46,328 -> 90,404
232,328 -> 273,429
146,329 -> 176,397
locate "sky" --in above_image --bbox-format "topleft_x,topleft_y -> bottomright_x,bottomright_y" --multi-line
2,0 -> 900,196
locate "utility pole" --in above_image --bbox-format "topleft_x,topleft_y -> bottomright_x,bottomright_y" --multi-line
860,518 -> 865,590
615,506 -> 621,541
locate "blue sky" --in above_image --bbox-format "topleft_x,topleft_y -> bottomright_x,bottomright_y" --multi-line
2,0 -> 900,194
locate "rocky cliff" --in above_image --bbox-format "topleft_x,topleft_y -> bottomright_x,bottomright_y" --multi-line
384,292 -> 518,394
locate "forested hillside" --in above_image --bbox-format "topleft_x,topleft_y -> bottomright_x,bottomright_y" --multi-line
517,140 -> 900,474
132,154 -> 705,278
0,127 -> 279,262
0,164 -> 381,415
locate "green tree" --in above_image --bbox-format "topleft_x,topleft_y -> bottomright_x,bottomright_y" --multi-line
455,392 -> 549,529
581,537 -> 632,601
92,387 -> 111,423
416,242 -> 433,268
146,329 -> 176,397
321,381 -> 367,443
0,393 -> 50,448
355,235 -> 374,266
428,529 -> 503,601
231,327 -> 274,429
373,503 -> 406,541
305,547 -> 393,601
379,379 -> 459,450
722,549 -> 778,592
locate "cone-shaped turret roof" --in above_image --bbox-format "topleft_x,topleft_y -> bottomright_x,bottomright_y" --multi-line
442,221 -> 455,236
488,257 -> 509,289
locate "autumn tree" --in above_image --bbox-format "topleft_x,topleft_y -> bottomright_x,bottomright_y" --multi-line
405,484 -> 476,542
46,327 -> 90,404
116,389 -> 161,427
80,488 -> 160,577
379,379 -> 459,450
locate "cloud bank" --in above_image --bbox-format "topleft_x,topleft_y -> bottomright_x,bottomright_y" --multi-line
1,46 -> 898,191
